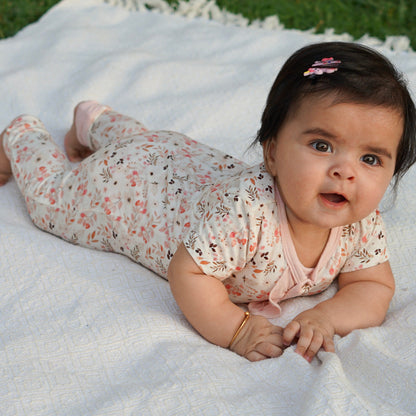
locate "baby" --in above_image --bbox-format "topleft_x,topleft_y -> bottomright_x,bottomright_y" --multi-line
1,42 -> 415,362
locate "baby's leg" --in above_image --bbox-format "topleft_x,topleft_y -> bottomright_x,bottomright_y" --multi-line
64,101 -> 148,161
2,113 -> 150,256
2,116 -> 111,251
2,115 -> 73,233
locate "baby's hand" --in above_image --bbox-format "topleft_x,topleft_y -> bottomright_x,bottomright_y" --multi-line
229,314 -> 285,361
283,309 -> 335,362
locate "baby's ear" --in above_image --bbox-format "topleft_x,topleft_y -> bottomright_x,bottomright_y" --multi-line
262,139 -> 278,177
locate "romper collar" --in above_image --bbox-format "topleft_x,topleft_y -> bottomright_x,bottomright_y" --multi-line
274,185 -> 342,285
248,185 -> 342,318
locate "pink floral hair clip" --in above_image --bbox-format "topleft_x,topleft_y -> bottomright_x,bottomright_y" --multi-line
303,57 -> 342,77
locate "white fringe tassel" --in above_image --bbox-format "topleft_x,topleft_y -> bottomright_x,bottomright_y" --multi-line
103,0 -> 412,52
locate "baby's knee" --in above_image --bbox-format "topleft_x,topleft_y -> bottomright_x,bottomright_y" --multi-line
5,115 -> 45,143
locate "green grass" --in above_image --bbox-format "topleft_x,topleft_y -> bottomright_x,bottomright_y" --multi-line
212,0 -> 416,48
0,0 -> 60,38
2,0 -> 416,49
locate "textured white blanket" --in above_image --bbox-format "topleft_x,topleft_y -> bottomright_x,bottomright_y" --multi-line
1,1 -> 416,414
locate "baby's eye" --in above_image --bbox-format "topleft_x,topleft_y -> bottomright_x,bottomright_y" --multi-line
311,141 -> 332,153
361,154 -> 381,166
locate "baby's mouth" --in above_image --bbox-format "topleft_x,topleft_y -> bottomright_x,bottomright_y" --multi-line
321,193 -> 347,204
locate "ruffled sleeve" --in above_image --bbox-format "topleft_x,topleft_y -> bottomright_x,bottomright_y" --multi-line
341,209 -> 389,273
183,177 -> 264,280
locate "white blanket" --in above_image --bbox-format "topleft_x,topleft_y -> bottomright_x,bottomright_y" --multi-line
1,1 -> 416,414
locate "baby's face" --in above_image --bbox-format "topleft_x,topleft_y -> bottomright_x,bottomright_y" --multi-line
264,94 -> 403,233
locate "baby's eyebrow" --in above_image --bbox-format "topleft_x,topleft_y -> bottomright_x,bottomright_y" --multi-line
363,145 -> 393,159
303,128 -> 336,139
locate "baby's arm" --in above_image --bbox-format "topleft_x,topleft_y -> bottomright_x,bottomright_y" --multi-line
168,243 -> 285,361
283,261 -> 395,362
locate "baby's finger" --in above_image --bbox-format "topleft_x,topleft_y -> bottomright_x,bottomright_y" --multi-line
283,320 -> 301,346
303,331 -> 324,362
245,350 -> 268,362
268,329 -> 284,345
271,325 -> 284,335
294,326 -> 314,357
323,335 -> 335,352
256,341 -> 284,359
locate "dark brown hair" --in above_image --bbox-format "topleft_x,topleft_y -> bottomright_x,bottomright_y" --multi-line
254,42 -> 416,187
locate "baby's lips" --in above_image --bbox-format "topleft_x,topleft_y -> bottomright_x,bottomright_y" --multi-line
321,192 -> 347,203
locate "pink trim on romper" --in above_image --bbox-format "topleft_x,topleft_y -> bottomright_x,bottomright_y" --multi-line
75,101 -> 111,147
248,185 -> 342,318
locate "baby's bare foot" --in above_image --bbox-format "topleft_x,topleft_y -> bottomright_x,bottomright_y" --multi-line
0,128 -> 12,186
64,103 -> 93,162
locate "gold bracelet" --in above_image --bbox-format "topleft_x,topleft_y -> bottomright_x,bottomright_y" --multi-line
228,311 -> 250,348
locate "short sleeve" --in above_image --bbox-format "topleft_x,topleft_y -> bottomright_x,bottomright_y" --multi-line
341,209 -> 389,273
183,186 -> 262,280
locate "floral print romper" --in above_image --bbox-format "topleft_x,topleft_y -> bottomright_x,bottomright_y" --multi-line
3,103 -> 389,316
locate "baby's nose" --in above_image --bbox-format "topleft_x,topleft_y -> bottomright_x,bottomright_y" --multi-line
328,159 -> 356,181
